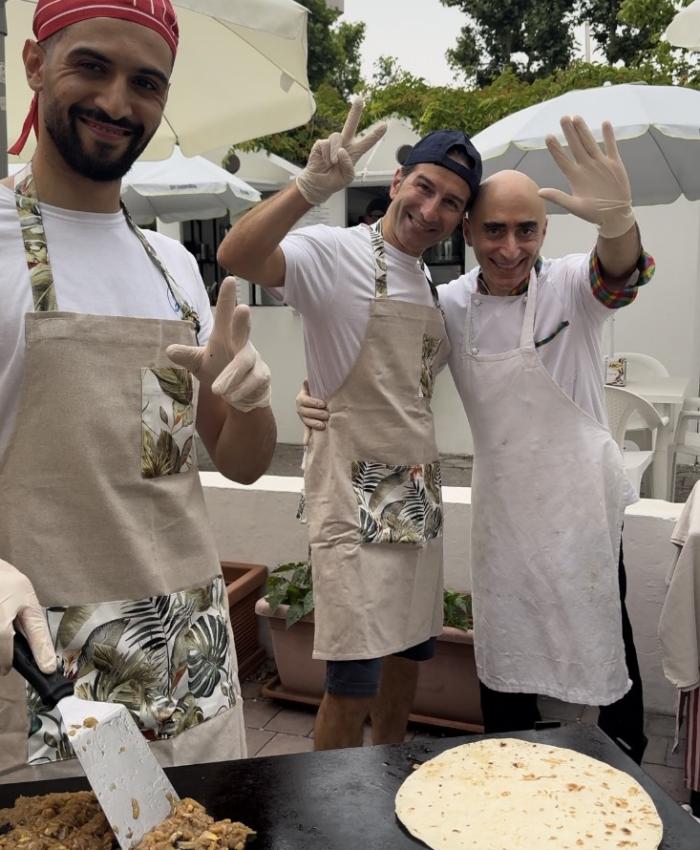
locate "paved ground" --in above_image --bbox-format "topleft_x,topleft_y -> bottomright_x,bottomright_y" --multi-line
240,673 -> 692,808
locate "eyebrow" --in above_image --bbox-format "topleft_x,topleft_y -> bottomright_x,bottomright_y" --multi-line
415,174 -> 467,206
67,47 -> 170,86
482,220 -> 540,229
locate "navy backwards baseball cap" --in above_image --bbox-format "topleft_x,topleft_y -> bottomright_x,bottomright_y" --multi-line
404,130 -> 482,202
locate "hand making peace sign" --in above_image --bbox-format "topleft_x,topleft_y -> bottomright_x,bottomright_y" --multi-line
295,95 -> 388,205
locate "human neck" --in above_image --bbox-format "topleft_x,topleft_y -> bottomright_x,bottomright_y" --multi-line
30,145 -> 123,214
478,270 -> 529,297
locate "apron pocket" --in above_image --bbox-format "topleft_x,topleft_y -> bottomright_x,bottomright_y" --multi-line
418,334 -> 443,400
26,575 -> 238,765
141,366 -> 195,478
351,460 -> 443,545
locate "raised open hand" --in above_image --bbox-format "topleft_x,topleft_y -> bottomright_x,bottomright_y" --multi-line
538,116 -> 635,239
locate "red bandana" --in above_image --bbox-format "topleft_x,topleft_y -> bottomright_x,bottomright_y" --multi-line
9,0 -> 179,155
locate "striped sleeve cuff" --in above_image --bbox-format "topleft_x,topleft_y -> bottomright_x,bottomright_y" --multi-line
589,248 -> 656,309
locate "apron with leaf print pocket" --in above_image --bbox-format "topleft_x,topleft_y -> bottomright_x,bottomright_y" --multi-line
304,223 -> 449,661
451,267 -> 632,706
0,166 -> 245,783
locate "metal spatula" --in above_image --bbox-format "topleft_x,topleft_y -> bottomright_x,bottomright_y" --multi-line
13,632 -> 180,849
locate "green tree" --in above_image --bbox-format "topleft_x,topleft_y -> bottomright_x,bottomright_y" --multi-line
577,0 -> 660,66
300,0 -> 365,99
440,0 -> 577,85
577,0 -> 696,74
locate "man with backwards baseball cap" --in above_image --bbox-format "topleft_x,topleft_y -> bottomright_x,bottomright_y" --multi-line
0,0 -> 276,782
218,99 -> 482,750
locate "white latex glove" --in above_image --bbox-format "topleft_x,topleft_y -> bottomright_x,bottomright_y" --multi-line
296,379 -> 329,431
0,558 -> 56,675
167,277 -> 271,413
295,96 -> 388,205
538,116 -> 636,239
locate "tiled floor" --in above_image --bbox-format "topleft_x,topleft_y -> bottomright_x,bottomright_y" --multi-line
241,680 -> 692,807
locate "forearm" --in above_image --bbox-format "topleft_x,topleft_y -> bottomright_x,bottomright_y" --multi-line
197,388 -> 277,484
217,182 -> 313,286
595,223 -> 642,288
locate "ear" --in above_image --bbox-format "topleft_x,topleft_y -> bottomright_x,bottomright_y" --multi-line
23,40 -> 46,94
388,167 -> 403,200
463,216 -> 473,247
542,216 -> 548,241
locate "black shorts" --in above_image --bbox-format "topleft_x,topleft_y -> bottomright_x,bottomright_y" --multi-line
325,637 -> 437,698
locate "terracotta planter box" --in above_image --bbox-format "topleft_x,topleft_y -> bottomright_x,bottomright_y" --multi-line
221,561 -> 268,679
255,598 -> 483,732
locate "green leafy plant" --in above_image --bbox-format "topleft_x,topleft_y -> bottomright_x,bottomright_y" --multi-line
443,589 -> 473,631
264,561 -> 473,632
264,561 -> 314,627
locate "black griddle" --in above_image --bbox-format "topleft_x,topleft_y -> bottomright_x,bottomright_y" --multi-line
1,724 -> 699,848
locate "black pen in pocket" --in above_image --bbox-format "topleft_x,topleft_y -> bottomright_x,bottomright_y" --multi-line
535,320 -> 569,349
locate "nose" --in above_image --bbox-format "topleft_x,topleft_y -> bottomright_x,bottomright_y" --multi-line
420,195 -> 441,223
93,76 -> 133,120
499,232 -> 520,261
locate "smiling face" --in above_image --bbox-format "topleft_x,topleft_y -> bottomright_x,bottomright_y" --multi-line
464,170 -> 548,295
26,17 -> 172,181
381,160 -> 472,258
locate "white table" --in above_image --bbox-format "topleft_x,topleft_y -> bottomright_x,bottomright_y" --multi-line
624,375 -> 691,500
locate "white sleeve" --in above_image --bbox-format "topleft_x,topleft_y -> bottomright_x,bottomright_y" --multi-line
549,253 -> 610,326
280,225 -> 339,317
184,249 -> 214,346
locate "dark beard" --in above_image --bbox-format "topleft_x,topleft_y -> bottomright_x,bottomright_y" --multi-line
44,103 -> 154,182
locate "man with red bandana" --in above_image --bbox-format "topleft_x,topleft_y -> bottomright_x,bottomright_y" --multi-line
0,0 -> 276,782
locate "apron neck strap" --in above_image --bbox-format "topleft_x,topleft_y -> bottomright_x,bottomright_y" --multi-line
369,219 -> 440,308
519,266 -> 539,350
13,165 -> 201,341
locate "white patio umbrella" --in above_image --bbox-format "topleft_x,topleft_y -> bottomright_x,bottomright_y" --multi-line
471,82 -> 700,208
663,0 -> 700,50
2,0 -> 314,169
352,117 -> 420,186
121,146 -> 261,223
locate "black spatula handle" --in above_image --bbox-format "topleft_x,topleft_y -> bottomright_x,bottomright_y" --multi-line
12,631 -> 73,708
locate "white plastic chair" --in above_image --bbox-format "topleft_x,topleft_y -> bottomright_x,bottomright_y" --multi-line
615,352 -> 670,380
669,397 -> 700,501
604,385 -> 667,497
614,353 -> 670,438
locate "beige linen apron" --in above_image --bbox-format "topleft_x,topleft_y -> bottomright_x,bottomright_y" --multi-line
304,224 -> 448,661
452,268 -> 631,705
0,168 -> 245,783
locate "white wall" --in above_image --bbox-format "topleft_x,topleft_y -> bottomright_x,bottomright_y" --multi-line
204,474 -> 682,716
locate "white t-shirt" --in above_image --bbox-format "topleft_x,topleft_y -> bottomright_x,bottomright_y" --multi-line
280,223 -> 435,398
0,183 -> 213,459
439,255 -> 613,426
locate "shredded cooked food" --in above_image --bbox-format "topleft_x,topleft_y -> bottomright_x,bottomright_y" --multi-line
0,792 -> 255,850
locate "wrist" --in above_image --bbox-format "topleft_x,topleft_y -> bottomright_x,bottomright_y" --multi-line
597,204 -> 636,240
295,174 -> 330,206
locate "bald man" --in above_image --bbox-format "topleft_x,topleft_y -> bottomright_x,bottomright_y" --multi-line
299,117 -> 655,763
436,118 -> 654,763
0,0 -> 275,782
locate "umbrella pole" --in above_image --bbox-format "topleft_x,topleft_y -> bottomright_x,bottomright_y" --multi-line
0,0 -> 7,180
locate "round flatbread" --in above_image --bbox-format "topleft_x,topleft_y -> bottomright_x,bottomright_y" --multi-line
395,738 -> 662,850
